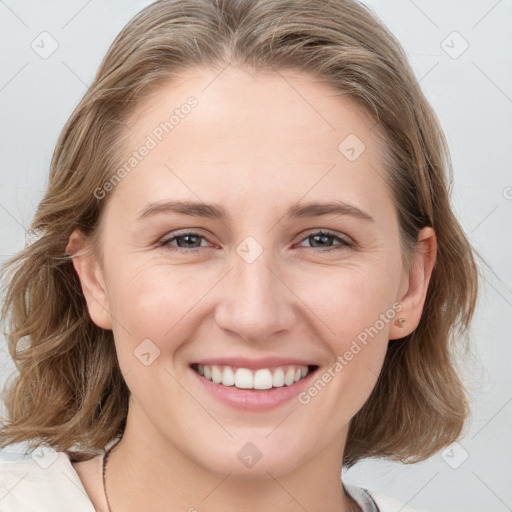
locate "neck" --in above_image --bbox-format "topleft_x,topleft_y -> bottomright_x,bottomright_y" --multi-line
105,407 -> 358,512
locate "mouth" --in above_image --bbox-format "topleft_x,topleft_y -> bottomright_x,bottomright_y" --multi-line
190,362 -> 319,391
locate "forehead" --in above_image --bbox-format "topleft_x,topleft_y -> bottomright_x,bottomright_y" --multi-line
109,66 -> 393,221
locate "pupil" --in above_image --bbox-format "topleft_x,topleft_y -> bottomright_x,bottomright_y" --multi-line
311,234 -> 331,247
179,235 -> 200,248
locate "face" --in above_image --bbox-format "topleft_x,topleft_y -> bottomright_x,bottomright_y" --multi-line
71,66 -> 433,478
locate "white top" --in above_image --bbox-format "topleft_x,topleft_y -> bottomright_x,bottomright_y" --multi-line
0,447 -> 424,512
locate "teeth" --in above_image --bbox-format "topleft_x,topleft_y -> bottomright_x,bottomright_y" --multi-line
235,368 -> 253,389
222,367 -> 235,386
254,369 -> 273,390
272,368 -> 285,387
211,366 -> 222,384
194,364 -> 311,390
284,367 -> 295,386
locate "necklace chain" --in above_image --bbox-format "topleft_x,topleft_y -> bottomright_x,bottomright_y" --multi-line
102,443 -> 117,512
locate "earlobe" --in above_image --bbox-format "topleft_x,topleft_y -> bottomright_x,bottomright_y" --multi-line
389,227 -> 437,340
66,229 -> 112,330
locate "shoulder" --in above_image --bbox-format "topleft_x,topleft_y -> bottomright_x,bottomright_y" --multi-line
367,489 -> 427,511
0,446 -> 96,512
345,482 -> 429,512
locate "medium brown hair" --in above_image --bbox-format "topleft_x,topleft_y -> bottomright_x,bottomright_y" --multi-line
0,0 -> 478,466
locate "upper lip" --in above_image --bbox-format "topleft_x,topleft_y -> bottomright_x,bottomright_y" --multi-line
191,357 -> 318,370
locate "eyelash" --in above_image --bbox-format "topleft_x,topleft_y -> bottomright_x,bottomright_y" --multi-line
157,229 -> 354,254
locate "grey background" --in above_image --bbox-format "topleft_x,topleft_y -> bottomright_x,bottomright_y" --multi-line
0,1 -> 511,511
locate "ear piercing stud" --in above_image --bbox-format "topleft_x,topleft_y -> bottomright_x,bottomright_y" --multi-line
394,317 -> 406,327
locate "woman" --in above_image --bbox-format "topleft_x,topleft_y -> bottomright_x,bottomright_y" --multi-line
0,0 -> 478,511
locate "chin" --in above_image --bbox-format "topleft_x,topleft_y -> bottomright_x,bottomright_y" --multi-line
184,433 -> 314,479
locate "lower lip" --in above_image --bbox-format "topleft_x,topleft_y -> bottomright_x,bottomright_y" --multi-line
190,366 -> 318,411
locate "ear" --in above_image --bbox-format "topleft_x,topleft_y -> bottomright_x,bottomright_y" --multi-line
389,227 -> 437,340
65,229 -> 112,330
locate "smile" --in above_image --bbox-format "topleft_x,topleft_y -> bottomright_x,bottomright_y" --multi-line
191,363 -> 316,391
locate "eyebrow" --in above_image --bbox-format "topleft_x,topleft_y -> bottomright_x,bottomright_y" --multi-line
136,199 -> 374,222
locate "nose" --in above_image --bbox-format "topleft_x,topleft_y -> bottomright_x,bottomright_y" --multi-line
214,243 -> 297,344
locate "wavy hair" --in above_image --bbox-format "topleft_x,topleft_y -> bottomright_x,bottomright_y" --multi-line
0,0 -> 478,466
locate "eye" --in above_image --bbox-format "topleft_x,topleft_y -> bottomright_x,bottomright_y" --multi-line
296,230 -> 354,252
158,231 -> 212,253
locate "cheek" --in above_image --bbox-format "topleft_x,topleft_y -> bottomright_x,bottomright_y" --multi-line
105,264 -> 200,401
109,263 -> 194,336
293,267 -> 399,426
294,261 -> 401,400
104,257 -> 227,376
295,261 -> 402,343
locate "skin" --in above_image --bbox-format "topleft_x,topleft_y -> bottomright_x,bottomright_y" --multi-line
67,66 -> 436,512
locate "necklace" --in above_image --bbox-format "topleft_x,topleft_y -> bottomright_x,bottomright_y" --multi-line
102,442 -> 118,512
